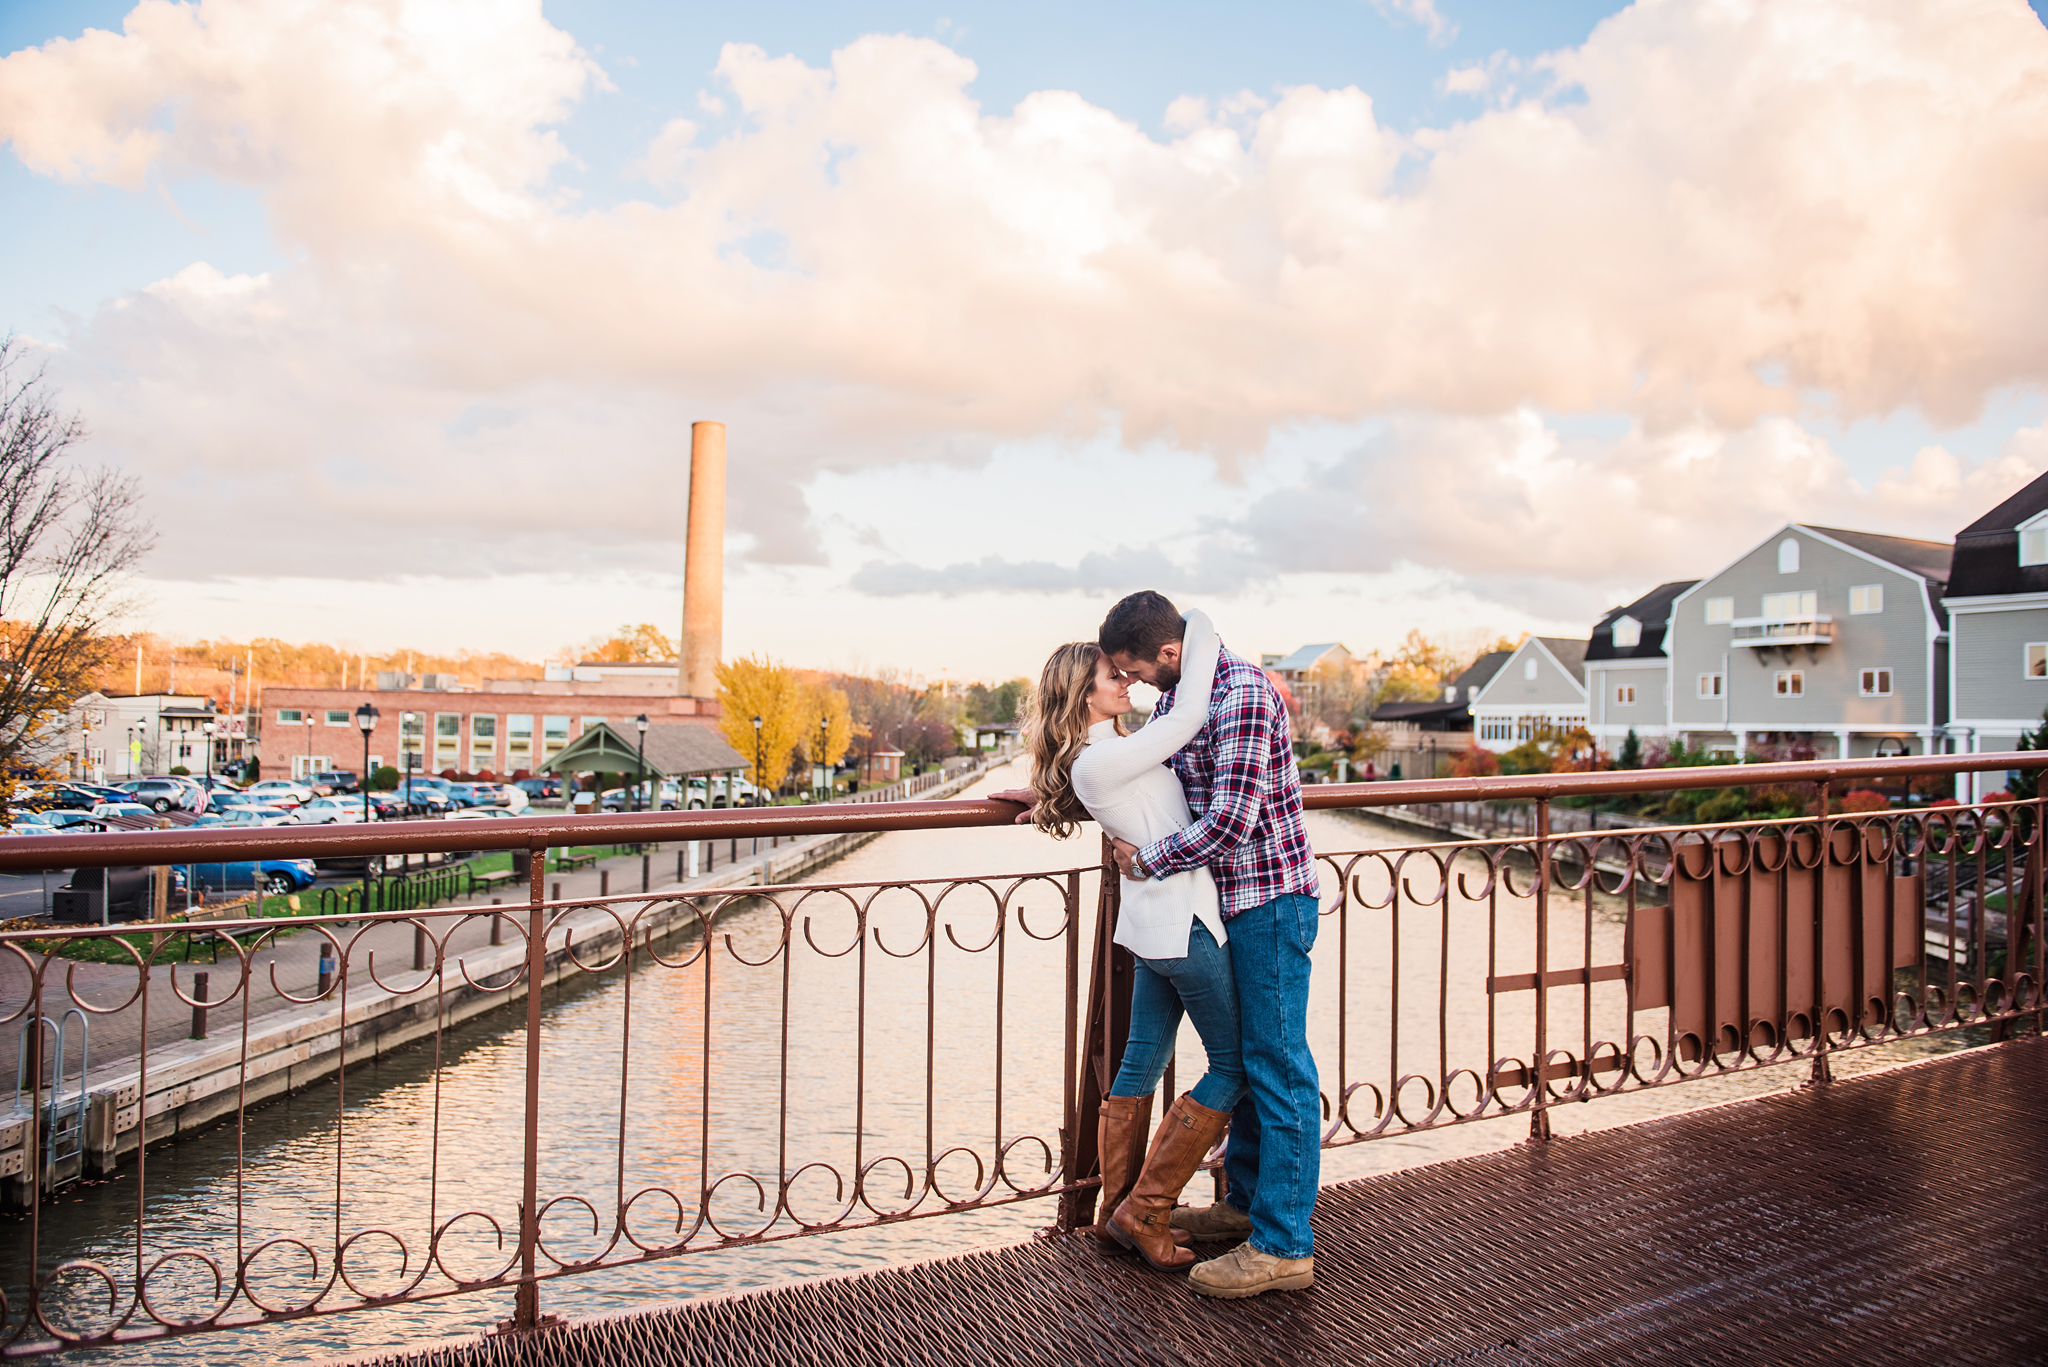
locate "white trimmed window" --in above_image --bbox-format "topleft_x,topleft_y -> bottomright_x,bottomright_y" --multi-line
276,708 -> 304,724
1778,538 -> 1800,573
1775,670 -> 1804,697
1611,616 -> 1641,648
1761,590 -> 1818,620
2022,528 -> 2048,566
1615,685 -> 1636,704
2027,643 -> 2048,679
1849,584 -> 1883,614
1523,658 -> 1538,681
324,709 -> 351,726
1859,668 -> 1892,697
1704,597 -> 1733,624
1698,673 -> 1723,698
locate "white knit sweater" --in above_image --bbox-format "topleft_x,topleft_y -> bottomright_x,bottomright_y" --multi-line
1070,610 -> 1223,960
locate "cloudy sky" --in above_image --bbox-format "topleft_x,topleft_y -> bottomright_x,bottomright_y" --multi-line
3,0 -> 2046,680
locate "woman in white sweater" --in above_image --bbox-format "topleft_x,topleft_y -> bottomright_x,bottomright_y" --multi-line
1026,609 -> 1243,1273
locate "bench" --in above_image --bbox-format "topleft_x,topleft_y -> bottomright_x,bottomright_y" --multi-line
469,868 -> 520,895
552,852 -> 599,873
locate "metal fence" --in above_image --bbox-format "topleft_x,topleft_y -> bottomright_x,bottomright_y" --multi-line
0,752 -> 2038,1356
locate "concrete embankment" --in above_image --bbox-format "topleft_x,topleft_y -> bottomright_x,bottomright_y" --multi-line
0,762 -> 1008,1205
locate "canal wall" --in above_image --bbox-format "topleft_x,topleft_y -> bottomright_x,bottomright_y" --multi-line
0,761 -> 1008,1206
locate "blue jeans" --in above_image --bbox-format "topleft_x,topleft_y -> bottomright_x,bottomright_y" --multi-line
1109,922 -> 1249,1115
1218,892 -> 1320,1260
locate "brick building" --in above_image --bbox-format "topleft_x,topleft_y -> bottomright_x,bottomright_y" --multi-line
256,678 -> 721,780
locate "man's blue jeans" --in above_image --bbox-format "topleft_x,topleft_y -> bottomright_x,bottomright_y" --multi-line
1110,922 -> 1249,1115
1218,892 -> 1320,1260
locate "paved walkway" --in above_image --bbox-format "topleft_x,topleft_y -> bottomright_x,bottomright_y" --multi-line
352,1035 -> 2048,1367
0,833 -> 813,1085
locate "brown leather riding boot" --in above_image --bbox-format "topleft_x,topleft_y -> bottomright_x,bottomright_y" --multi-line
1109,1093 -> 1230,1272
1079,1094 -> 1149,1246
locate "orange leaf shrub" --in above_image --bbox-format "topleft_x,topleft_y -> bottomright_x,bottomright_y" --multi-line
1840,790 -> 1888,814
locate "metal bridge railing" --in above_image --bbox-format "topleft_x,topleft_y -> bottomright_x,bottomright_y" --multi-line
0,752 -> 2038,1356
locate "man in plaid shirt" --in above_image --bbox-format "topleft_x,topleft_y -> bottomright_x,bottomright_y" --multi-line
1101,591 -> 1321,1300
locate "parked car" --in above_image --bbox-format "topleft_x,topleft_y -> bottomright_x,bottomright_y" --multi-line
4,812 -> 55,836
402,789 -> 452,816
447,806 -> 517,820
35,809 -> 108,832
292,795 -> 373,824
88,802 -> 156,819
24,784 -> 115,812
513,777 -> 562,800
244,780 -> 315,807
175,858 -> 318,896
444,783 -> 495,808
309,769 -> 360,794
495,784 -> 529,812
114,777 -> 197,813
190,807 -> 297,829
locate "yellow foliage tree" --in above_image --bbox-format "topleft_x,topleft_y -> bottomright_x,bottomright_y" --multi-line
717,656 -> 845,793
794,678 -> 857,767
577,623 -> 676,663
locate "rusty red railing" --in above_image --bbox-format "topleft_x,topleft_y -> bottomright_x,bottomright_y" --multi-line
0,751 -> 2039,1356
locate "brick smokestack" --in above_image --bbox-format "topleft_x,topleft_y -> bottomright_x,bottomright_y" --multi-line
681,421 -> 725,700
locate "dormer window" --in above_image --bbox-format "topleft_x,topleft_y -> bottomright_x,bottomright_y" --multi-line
2022,527 -> 2048,567
1443,685 -> 1457,703
1611,615 -> 1641,648
1779,538 -> 1800,573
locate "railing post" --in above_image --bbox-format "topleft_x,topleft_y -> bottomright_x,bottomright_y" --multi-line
1059,836 -> 1131,1231
1530,797 -> 1553,1142
507,837 -> 552,1334
1808,782 -> 1835,1086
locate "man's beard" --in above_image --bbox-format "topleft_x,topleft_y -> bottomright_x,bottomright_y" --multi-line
1152,660 -> 1182,692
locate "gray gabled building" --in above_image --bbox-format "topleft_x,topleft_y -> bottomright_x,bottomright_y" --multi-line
1667,524 -> 1951,759
1941,469 -> 2048,799
1583,580 -> 1698,753
1470,637 -> 1588,752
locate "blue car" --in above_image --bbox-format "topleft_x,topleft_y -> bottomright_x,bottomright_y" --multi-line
174,858 -> 319,896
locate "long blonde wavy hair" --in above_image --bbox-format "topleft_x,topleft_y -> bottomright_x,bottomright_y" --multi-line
1029,642 -> 1121,839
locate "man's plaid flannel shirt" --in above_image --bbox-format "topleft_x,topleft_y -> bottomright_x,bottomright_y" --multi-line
1136,642 -> 1318,919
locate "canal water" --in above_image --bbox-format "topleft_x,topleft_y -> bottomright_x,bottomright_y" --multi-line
10,762 -> 1958,1363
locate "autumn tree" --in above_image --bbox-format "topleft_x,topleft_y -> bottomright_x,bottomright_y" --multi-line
576,623 -> 676,663
716,658 -> 854,793
0,338 -> 153,814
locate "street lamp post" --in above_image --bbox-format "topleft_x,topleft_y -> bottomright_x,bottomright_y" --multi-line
201,720 -> 216,798
303,714 -> 315,786
751,715 -> 764,807
816,717 -> 829,802
402,712 -> 418,814
634,714 -> 649,812
355,702 -> 380,913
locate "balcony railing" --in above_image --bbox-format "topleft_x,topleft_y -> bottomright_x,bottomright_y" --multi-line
0,752 -> 2039,1357
1729,614 -> 1835,647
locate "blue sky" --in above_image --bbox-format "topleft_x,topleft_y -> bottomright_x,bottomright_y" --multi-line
2,1 -> 2044,675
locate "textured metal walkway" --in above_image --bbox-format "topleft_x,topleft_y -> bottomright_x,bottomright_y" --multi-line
356,1037 -> 2048,1367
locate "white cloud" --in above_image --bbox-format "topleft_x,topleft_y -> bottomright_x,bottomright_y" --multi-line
2,0 -> 2046,661
1371,0 -> 1458,46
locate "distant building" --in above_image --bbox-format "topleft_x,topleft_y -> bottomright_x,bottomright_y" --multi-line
1262,643 -> 1355,721
1583,580 -> 1698,753
858,747 -> 905,787
49,693 -> 244,781
1470,638 -> 1590,751
258,679 -> 720,780
1942,469 -> 2048,798
1369,650 -> 1511,778
1667,525 -> 1950,759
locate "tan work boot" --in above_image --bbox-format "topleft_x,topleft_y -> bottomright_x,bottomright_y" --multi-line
1187,1242 -> 1315,1298
1170,1201 -> 1252,1240
1079,1094 -> 1150,1247
1108,1093 -> 1231,1272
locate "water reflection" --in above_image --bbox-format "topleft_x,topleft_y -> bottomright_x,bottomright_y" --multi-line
11,766 -> 1954,1363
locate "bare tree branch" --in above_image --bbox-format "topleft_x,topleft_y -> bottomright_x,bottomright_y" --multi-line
0,336 -> 154,811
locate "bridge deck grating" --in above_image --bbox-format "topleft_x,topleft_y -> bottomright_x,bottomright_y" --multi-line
352,1035 -> 2048,1367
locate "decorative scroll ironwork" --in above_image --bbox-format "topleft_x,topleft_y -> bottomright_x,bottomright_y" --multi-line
0,755 -> 2036,1356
